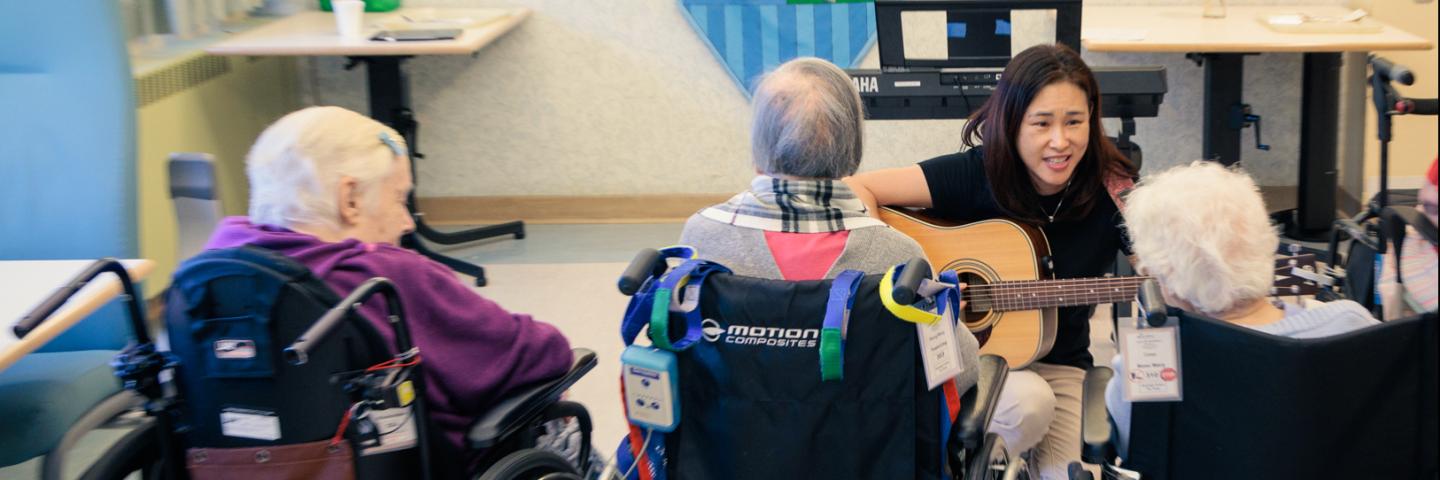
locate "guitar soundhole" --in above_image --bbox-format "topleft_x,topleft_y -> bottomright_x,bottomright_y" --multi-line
958,272 -> 991,325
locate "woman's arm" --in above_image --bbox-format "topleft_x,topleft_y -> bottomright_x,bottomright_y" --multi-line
843,165 -> 934,218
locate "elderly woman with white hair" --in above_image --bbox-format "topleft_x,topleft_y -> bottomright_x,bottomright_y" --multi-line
1104,161 -> 1378,455
204,106 -> 574,460
678,57 -> 980,389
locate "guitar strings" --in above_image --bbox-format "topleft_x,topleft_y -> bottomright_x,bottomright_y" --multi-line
956,265 -> 1300,305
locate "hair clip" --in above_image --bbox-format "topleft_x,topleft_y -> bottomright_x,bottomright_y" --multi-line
379,131 -> 406,157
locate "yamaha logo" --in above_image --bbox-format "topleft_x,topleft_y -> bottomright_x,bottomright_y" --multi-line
851,75 -> 879,94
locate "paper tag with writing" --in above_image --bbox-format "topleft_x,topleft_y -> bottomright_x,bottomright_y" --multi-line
917,311 -> 964,390
1119,325 -> 1183,402
219,407 -> 281,441
359,406 -> 418,455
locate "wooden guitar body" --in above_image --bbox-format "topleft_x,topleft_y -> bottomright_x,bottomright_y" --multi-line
879,207 -> 1058,368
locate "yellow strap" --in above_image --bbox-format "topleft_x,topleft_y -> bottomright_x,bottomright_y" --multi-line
879,265 -> 943,324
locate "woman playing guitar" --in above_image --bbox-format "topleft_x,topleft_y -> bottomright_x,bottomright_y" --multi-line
846,44 -> 1136,480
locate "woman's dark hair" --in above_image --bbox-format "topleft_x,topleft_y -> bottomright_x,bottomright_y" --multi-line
960,44 -> 1137,224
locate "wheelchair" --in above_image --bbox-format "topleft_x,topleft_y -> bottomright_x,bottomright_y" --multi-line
1079,280 -> 1439,479
20,247 -> 596,480
606,248 -> 1014,480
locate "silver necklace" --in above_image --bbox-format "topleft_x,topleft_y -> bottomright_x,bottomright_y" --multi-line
1043,182 -> 1071,223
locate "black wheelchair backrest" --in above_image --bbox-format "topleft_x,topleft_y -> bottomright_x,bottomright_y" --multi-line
660,272 -> 948,480
1127,311 -> 1439,480
165,246 -> 393,448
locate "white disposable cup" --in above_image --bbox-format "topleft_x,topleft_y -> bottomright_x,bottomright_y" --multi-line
332,0 -> 365,39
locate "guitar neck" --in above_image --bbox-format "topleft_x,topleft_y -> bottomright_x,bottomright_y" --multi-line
968,277 -> 1151,312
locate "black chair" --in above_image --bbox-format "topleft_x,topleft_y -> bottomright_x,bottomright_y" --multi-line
614,253 -> 1012,480
70,246 -> 594,480
1082,309 -> 1439,479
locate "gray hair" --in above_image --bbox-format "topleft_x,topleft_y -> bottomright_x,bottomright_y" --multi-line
750,57 -> 865,179
1124,161 -> 1279,315
246,106 -> 407,231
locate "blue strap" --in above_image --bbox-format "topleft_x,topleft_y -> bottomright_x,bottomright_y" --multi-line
620,246 -> 697,346
937,270 -> 961,318
649,260 -> 730,351
819,270 -> 864,381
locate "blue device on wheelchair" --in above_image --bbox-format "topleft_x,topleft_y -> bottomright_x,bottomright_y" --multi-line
621,346 -> 680,432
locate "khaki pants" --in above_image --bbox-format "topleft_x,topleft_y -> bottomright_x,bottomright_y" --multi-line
986,362 -> 1086,480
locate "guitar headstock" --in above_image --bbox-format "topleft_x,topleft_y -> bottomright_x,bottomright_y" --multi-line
1271,254 -> 1332,297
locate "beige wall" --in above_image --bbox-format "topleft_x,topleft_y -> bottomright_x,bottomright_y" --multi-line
1360,0 -> 1437,199
136,56 -> 302,294
307,0 -> 1345,201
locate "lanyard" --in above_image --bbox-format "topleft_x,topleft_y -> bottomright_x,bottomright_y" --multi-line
936,270 -> 961,318
820,270 -> 864,381
620,246 -> 696,346
648,259 -> 729,351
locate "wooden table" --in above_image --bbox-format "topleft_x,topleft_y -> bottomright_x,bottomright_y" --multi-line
1083,5 -> 1431,238
206,7 -> 530,57
207,8 -> 533,286
1,259 -> 155,373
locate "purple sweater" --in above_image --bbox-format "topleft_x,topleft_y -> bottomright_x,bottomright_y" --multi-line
206,217 -> 573,450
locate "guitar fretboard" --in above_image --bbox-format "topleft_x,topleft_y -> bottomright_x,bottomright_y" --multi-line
967,277 -> 1151,312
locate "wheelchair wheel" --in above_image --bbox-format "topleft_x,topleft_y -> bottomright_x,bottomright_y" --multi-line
77,416 -> 168,480
476,448 -> 581,480
965,432 -> 1010,480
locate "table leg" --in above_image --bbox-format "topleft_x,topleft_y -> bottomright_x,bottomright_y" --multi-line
1290,52 -> 1342,240
358,56 -> 525,287
1201,53 -> 1245,166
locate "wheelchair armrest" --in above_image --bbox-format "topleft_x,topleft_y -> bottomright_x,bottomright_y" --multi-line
951,354 -> 1009,451
466,348 -> 597,449
1081,366 -> 1116,464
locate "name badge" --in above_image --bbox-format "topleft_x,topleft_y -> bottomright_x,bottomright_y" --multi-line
1119,325 -> 1183,402
917,308 -> 964,390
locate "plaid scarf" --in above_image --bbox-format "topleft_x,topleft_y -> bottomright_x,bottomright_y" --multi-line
699,176 -> 887,233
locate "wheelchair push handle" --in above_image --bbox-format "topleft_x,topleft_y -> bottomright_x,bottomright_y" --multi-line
1137,278 -> 1168,328
285,277 -> 412,365
891,257 -> 933,306
618,248 -> 664,296
14,258 -> 150,345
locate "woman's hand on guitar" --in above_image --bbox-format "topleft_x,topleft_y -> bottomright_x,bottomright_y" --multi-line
957,282 -> 968,312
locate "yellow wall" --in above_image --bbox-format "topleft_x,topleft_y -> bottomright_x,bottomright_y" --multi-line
1363,0 -> 1438,195
136,55 -> 302,294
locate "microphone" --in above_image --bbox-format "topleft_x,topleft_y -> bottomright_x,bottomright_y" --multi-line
1396,98 -> 1438,116
1370,55 -> 1415,85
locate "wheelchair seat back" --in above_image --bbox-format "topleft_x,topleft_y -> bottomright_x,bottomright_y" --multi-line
164,246 -> 416,476
639,272 -> 953,480
1126,311 -> 1439,480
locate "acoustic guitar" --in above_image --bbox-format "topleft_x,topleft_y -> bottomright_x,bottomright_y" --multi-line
879,207 -> 1323,368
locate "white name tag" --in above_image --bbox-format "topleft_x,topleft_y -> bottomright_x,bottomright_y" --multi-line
220,407 -> 281,441
917,308 -> 964,390
1119,325 -> 1183,402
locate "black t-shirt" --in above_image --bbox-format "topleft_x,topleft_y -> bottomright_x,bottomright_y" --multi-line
918,147 -> 1128,369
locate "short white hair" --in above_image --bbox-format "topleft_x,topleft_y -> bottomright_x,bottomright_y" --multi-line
750,57 -> 865,179
1124,161 -> 1279,315
246,106 -> 407,231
